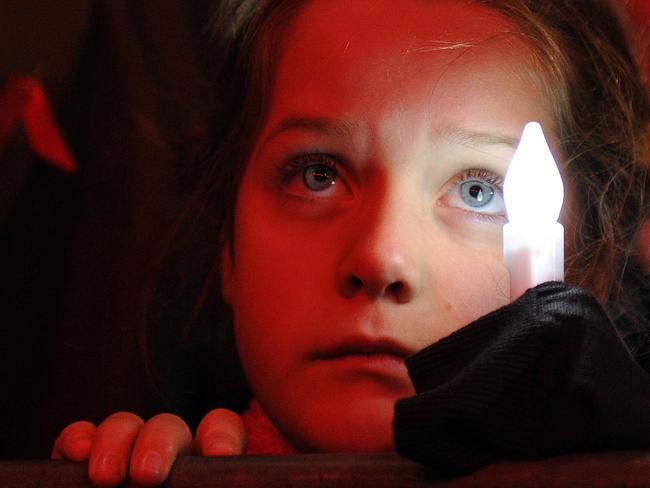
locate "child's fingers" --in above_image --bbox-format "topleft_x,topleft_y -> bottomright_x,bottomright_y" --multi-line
129,413 -> 193,487
195,408 -> 247,456
51,436 -> 64,460
51,420 -> 96,461
88,412 -> 144,487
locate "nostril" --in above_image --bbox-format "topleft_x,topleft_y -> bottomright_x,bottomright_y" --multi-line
389,281 -> 413,303
388,281 -> 403,295
348,275 -> 364,290
340,275 -> 412,302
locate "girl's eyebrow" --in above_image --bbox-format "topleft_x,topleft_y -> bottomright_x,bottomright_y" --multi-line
258,116 -> 520,151
434,125 -> 520,149
259,116 -> 358,150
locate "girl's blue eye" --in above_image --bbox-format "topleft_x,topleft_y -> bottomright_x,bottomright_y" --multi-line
459,180 -> 494,207
304,164 -> 337,191
440,168 -> 505,221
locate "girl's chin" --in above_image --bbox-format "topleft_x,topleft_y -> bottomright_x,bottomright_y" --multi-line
304,428 -> 397,453
278,397 -> 399,453
293,430 -> 396,453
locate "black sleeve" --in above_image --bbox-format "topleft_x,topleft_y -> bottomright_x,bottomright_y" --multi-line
393,281 -> 650,476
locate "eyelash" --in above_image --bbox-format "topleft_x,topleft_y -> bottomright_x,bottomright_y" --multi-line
278,152 -> 340,186
449,168 -> 504,194
448,168 -> 505,223
277,153 -> 504,220
280,156 -> 503,185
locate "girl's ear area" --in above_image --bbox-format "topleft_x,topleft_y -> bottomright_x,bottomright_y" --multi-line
221,243 -> 235,305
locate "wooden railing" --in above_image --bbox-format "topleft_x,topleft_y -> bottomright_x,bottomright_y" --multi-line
3,451 -> 650,487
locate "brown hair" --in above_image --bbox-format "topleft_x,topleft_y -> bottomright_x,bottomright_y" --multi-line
148,0 -> 650,411
476,0 -> 650,345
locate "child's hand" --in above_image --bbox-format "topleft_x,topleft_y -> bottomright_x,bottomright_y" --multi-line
51,409 -> 246,486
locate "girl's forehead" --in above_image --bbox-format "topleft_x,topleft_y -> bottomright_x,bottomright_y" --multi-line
261,0 -> 555,146
286,0 -> 519,53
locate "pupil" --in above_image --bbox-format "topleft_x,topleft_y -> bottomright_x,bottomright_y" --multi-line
460,180 -> 493,207
313,169 -> 328,182
305,165 -> 335,191
469,185 -> 484,202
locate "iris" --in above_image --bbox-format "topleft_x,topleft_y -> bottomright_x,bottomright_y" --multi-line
460,180 -> 494,207
304,165 -> 337,191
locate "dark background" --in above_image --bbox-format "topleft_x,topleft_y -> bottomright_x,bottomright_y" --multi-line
0,0 -> 217,458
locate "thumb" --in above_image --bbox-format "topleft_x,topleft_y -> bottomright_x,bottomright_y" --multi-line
195,408 -> 247,456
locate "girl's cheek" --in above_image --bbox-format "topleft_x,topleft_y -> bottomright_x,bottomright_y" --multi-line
435,212 -> 509,320
440,251 -> 510,327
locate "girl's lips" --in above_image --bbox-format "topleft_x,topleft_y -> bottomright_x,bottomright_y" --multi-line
314,352 -> 409,385
324,352 -> 406,367
309,337 -> 412,382
309,336 -> 413,360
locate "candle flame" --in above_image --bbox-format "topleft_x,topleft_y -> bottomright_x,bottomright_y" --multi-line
503,122 -> 564,224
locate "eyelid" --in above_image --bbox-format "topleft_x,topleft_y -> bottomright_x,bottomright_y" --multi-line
276,151 -> 354,200
447,168 -> 504,193
440,167 -> 506,222
279,152 -> 340,184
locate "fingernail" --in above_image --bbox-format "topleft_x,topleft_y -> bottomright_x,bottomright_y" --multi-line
136,450 -> 164,477
92,453 -> 124,483
206,444 -> 238,456
205,436 -> 239,456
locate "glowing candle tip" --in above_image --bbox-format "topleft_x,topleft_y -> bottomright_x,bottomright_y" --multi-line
503,121 -> 564,225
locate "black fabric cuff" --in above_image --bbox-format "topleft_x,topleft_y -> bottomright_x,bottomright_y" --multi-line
394,282 -> 650,476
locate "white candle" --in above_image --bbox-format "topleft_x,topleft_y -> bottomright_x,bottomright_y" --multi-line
503,121 -> 564,302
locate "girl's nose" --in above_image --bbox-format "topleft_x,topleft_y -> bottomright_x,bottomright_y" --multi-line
335,200 -> 424,303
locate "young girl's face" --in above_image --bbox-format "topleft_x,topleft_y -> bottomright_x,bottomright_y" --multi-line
222,0 -> 557,452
